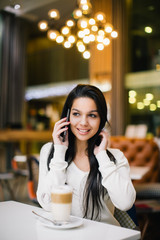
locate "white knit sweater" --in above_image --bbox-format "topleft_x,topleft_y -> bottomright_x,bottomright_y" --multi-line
37,143 -> 136,226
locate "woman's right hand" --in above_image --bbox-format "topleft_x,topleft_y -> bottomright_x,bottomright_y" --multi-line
52,118 -> 70,146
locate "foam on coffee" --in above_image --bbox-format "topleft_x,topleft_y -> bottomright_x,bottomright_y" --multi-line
51,185 -> 72,204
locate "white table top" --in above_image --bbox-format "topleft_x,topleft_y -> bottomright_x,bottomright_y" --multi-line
0,201 -> 141,240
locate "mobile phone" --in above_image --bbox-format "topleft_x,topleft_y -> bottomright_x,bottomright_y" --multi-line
62,109 -> 70,142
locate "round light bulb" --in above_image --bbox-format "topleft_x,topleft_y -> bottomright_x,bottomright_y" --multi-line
78,0 -> 88,4
103,38 -> 110,45
89,18 -> 96,25
77,18 -> 88,29
64,41 -> 72,48
48,9 -> 60,19
98,30 -> 105,36
145,26 -> 152,34
83,28 -> 90,35
38,21 -> 48,31
66,19 -> 75,27
77,44 -> 85,52
129,97 -> 136,104
97,43 -> 104,50
94,12 -> 106,23
157,100 -> 160,108
47,30 -> 59,40
73,9 -> 82,19
83,35 -> 90,44
81,3 -> 92,14
61,26 -> 70,35
137,102 -> 144,110
83,50 -> 91,59
150,103 -> 156,111
97,35 -> 104,43
82,4 -> 89,11
111,31 -> 118,38
104,23 -> 113,33
76,40 -> 83,47
146,93 -> 154,100
143,99 -> 150,106
56,35 -> 64,43
129,90 -> 137,97
89,34 -> 95,42
68,35 -> 76,43
78,30 -> 85,38
91,25 -> 98,32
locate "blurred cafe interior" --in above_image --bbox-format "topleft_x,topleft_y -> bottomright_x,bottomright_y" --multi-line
1,0 -> 160,239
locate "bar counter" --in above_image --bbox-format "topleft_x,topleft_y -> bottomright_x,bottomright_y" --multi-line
0,129 -> 52,142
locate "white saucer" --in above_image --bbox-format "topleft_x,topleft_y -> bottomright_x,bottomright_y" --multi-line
36,211 -> 83,230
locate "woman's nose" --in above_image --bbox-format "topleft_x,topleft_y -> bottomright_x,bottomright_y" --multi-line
80,115 -> 88,125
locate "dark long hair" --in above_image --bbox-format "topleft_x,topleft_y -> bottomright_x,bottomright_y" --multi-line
47,84 -> 115,220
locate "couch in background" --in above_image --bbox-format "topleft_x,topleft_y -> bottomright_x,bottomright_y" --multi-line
110,136 -> 160,184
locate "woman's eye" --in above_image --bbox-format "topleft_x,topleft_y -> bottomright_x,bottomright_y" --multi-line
89,114 -> 97,118
73,112 -> 80,116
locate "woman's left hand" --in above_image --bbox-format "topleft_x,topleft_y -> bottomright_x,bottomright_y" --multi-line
94,129 -> 110,155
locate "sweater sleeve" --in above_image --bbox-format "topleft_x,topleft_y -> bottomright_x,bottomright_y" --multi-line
96,148 -> 136,211
36,142 -> 68,211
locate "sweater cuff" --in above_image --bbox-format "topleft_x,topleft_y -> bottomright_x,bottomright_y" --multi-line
54,144 -> 68,161
96,150 -> 114,167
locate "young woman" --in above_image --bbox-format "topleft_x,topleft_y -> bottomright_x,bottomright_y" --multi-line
37,84 -> 136,226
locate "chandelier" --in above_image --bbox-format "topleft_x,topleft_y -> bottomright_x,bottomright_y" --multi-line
38,0 -> 118,59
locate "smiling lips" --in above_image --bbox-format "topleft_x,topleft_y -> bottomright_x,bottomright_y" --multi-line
77,128 -> 90,135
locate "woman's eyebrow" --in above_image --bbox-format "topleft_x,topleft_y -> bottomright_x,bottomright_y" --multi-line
72,108 -> 98,113
90,110 -> 98,113
72,108 -> 80,111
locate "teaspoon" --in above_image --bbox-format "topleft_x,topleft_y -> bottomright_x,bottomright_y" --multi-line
32,210 -> 64,226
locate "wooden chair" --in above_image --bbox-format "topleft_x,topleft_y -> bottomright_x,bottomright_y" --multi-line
27,155 -> 39,205
114,204 -> 139,230
0,172 -> 15,200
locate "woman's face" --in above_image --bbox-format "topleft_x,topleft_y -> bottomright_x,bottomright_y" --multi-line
70,97 -> 101,142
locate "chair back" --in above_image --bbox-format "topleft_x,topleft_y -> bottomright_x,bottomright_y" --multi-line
11,155 -> 28,176
114,204 -> 139,229
27,155 -> 39,204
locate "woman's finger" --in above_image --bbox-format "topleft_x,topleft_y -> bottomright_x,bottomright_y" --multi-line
54,118 -> 68,129
54,127 -> 68,138
52,118 -> 70,144
53,119 -> 70,133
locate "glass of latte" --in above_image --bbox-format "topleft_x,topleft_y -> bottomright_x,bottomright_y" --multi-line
51,185 -> 73,224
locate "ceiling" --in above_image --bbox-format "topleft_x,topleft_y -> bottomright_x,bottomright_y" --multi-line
0,0 -> 76,22
1,0 -> 160,110
0,0 -> 160,36
131,0 -> 160,37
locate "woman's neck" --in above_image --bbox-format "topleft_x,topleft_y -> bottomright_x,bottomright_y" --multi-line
73,140 -> 90,172
75,139 -> 87,155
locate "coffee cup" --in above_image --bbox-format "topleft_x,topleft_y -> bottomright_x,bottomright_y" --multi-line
51,185 -> 72,224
